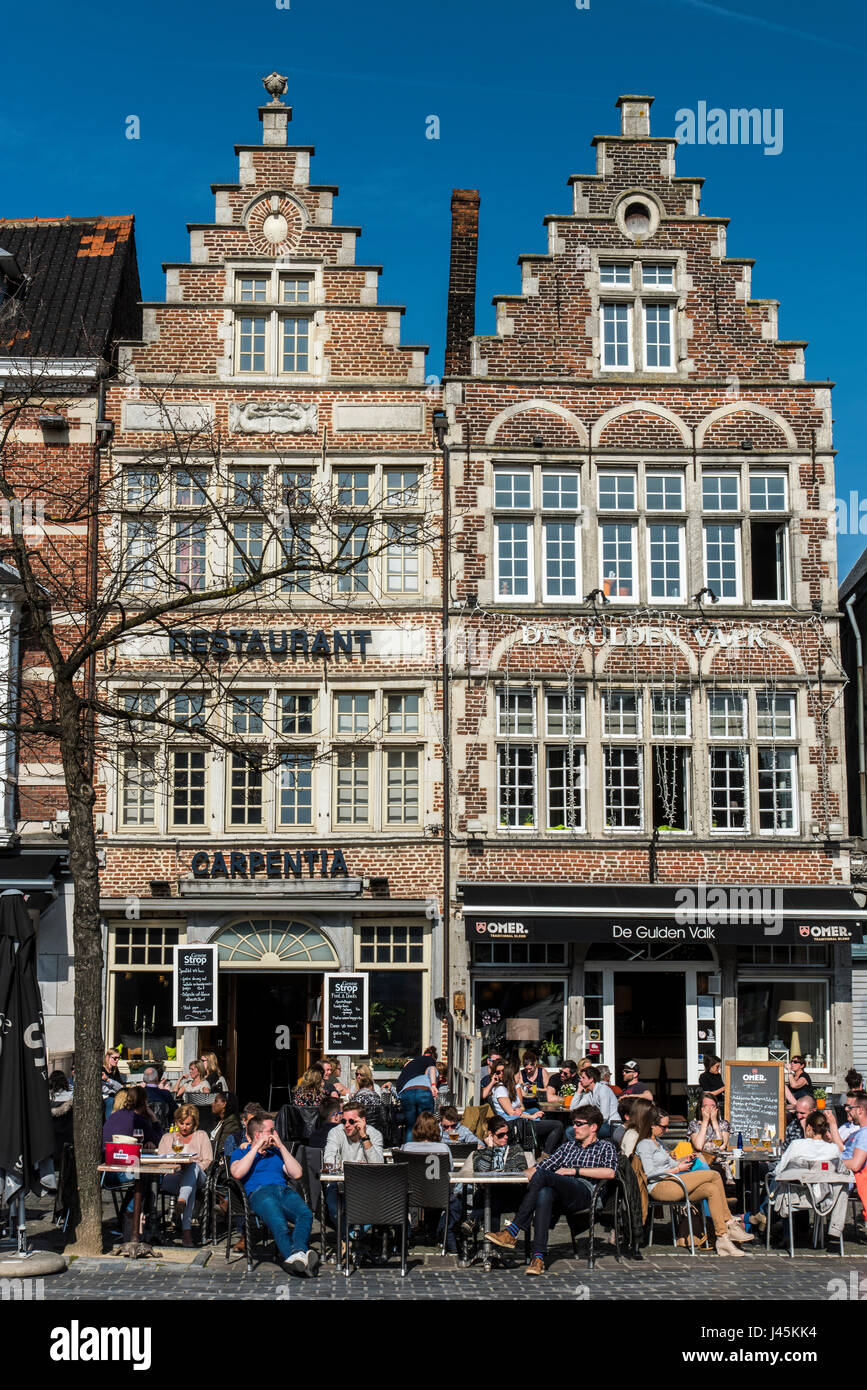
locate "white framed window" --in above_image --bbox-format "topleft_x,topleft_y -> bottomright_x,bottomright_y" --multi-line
280,468 -> 313,508
750,519 -> 789,602
336,523 -> 369,593
494,470 -> 532,509
124,469 -> 160,507
756,692 -> 796,739
280,522 -> 313,593
229,753 -> 263,826
546,747 -> 586,830
230,693 -> 265,736
280,275 -> 312,304
171,750 -> 206,827
599,262 -> 632,286
641,262 -> 676,287
597,471 -> 636,510
600,303 -> 632,369
174,693 -> 206,730
708,692 -> 747,738
123,519 -> 158,590
174,469 -> 208,507
335,749 -> 370,825
173,519 -> 207,592
604,747 -> 642,830
543,522 -> 580,600
122,691 -> 157,735
336,693 -> 370,734
497,746 -> 537,829
495,521 -> 532,599
545,690 -> 585,737
497,690 -> 536,736
121,751 -> 156,827
280,693 -> 315,735
541,471 -> 581,511
703,522 -> 741,600
645,471 -> 684,511
647,523 -> 685,600
336,469 -> 371,507
702,473 -> 740,511
236,315 -> 268,373
231,467 -> 265,507
603,691 -> 641,737
280,316 -> 309,373
278,751 -> 313,825
231,520 -> 264,581
757,748 -> 797,833
386,693 -> 421,734
384,468 -> 421,507
643,303 -> 674,369
651,693 -> 690,737
599,522 -> 637,600
709,748 -> 748,831
237,275 -> 268,302
233,270 -> 314,376
651,745 -> 691,831
749,472 -> 788,511
385,522 -> 420,593
385,749 -> 420,824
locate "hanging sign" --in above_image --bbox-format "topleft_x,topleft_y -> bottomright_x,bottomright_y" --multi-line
172,944 -> 218,1026
323,973 -> 368,1054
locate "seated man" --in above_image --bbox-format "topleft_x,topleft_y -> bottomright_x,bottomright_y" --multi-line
306,1097 -> 343,1150
468,1116 -> 529,1236
486,1105 -> 616,1276
619,1061 -> 654,1102
570,1067 -> 620,1138
230,1115 -> 316,1277
322,1099 -> 384,1228
440,1106 -> 482,1147
545,1060 -> 578,1102
142,1066 -> 176,1117
480,1052 -> 504,1104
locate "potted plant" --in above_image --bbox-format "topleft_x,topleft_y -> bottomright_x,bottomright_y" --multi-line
541,1038 -> 561,1068
814,1086 -> 827,1110
560,1081 -> 577,1110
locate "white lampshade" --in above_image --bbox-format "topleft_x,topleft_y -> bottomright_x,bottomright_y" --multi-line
505,1018 -> 540,1042
777,1000 -> 814,1061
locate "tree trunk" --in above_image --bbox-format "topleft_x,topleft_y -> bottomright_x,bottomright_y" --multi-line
57,677 -> 104,1254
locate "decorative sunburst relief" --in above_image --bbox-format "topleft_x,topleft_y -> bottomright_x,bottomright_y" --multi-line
245,193 -> 306,256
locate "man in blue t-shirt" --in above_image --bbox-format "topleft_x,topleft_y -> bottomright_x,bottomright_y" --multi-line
230,1116 -> 316,1276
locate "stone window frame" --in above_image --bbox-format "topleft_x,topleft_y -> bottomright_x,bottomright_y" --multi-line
589,240 -> 687,379
495,685 -> 587,835
492,462 -> 584,605
227,262 -> 321,381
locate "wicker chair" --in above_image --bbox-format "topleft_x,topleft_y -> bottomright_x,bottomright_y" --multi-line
341,1161 -> 410,1276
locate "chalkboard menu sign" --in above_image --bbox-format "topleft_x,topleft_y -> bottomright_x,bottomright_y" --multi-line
724,1059 -> 785,1140
172,945 -> 218,1026
324,973 -> 368,1054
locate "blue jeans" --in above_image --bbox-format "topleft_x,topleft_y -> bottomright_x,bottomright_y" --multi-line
248,1183 -> 313,1261
511,1168 -> 597,1257
400,1088 -> 436,1136
160,1163 -> 205,1228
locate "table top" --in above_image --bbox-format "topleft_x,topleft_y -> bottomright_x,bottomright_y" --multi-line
774,1168 -> 851,1185
99,1160 -> 184,1175
320,1157 -> 530,1186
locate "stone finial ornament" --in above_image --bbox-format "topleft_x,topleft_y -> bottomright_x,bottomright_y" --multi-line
262,72 -> 289,105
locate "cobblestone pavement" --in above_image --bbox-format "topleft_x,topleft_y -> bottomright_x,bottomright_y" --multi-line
29,1247 -> 867,1302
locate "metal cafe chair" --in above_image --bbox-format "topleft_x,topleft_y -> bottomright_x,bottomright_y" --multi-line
341,1161 -> 409,1276
645,1173 -> 698,1255
223,1154 -> 269,1274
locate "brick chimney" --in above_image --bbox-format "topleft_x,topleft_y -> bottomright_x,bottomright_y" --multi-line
444,189 -> 480,377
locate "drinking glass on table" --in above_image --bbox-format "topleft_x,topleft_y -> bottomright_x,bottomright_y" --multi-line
133,1128 -> 143,1147
172,1131 -> 183,1155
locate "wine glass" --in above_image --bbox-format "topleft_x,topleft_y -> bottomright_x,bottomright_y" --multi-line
133,1127 -> 144,1148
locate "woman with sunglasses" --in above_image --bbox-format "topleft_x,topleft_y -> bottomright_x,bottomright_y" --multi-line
635,1105 -> 751,1256
490,1063 -> 564,1155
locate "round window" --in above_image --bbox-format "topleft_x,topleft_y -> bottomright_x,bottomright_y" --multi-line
624,202 -> 651,237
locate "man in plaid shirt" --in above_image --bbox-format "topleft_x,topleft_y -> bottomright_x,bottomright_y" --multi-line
486,1105 -> 616,1275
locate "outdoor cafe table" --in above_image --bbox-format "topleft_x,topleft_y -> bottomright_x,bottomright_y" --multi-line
321,1156 -> 531,1273
98,1158 -> 185,1257
770,1169 -> 852,1257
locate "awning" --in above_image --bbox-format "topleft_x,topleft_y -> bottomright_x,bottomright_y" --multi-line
461,882 -> 865,947
0,852 -> 65,895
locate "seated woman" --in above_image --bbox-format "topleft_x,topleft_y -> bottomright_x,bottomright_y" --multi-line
102,1087 -> 163,1240
292,1065 -> 327,1109
349,1065 -> 384,1129
490,1064 -> 563,1157
174,1058 -> 211,1098
771,1110 -> 848,1245
400,1110 -> 461,1254
156,1103 -> 213,1246
619,1097 -> 655,1159
201,1051 -> 228,1093
208,1091 -> 242,1161
635,1105 -> 751,1256
688,1094 -> 733,1182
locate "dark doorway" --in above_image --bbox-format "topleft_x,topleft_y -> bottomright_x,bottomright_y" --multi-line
231,973 -> 323,1108
614,971 -> 686,1112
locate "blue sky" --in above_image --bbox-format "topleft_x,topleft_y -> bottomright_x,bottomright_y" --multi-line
4,0 -> 864,576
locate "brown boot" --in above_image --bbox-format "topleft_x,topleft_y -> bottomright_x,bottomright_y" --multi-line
232,1235 -> 246,1253
182,1230 -> 194,1248
485,1230 -> 517,1251
525,1256 -> 545,1276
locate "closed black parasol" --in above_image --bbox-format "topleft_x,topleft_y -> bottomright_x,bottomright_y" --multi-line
0,893 -> 55,1247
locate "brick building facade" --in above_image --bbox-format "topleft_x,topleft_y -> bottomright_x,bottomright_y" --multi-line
96,82 -> 444,1097
441,96 -> 858,1101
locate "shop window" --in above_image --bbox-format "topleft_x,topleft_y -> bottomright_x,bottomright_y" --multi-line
367,971 -> 423,1061
472,942 -> 566,964
737,979 -> 829,1070
112,968 -> 176,1062
473,979 -> 566,1057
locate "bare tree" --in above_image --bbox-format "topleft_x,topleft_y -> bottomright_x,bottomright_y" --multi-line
0,370 -> 439,1252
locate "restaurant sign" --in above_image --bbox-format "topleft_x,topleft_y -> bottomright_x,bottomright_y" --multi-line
169,628 -> 373,660
466,915 -> 857,946
191,848 -> 349,879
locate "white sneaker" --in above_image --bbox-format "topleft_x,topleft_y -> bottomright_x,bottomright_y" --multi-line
284,1251 -> 307,1275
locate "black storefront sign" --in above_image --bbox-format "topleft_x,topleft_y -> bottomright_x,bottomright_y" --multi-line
173,945 -> 218,1026
169,628 -> 372,661
465,915 -> 859,946
191,848 -> 349,880
324,973 -> 368,1053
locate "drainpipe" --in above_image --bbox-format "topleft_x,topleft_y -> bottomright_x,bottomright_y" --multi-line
845,595 -> 867,836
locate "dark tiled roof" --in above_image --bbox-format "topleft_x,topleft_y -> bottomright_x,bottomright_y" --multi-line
840,546 -> 867,604
0,217 -> 141,360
